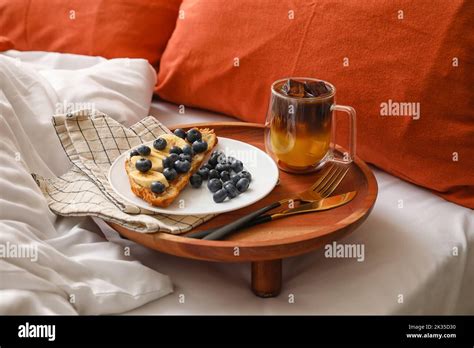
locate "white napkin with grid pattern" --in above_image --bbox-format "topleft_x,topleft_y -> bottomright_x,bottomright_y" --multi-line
35,109 -> 215,234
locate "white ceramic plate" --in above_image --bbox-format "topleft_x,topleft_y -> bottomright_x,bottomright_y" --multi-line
108,137 -> 279,215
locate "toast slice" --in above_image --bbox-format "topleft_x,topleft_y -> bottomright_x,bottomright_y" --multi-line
125,129 -> 218,208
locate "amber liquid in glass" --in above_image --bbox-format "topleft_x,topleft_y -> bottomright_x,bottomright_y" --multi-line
270,82 -> 333,170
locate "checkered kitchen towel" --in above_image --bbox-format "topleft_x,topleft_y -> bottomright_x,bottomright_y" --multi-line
34,109 -> 215,234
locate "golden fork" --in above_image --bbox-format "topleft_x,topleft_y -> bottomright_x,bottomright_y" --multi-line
291,163 -> 350,205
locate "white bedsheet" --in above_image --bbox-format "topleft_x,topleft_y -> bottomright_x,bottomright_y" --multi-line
0,51 -> 172,314
1,50 -> 472,315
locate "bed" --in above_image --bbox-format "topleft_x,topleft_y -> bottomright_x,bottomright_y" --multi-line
1,50 -> 472,315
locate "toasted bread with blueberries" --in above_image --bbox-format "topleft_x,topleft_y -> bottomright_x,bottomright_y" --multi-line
125,128 -> 218,208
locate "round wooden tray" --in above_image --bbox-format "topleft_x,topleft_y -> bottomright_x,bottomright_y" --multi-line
110,122 -> 378,297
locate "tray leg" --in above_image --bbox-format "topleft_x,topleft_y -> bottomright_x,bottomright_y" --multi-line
251,259 -> 282,298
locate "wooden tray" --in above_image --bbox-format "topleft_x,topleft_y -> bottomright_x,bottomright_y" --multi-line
109,122 -> 378,297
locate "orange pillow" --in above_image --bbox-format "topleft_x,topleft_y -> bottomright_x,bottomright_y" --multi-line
0,0 -> 181,67
157,0 -> 474,209
0,36 -> 14,51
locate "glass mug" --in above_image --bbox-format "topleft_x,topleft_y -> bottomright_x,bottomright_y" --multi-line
264,77 -> 356,173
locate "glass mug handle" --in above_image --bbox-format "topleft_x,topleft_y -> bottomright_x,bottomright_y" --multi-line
329,104 -> 356,163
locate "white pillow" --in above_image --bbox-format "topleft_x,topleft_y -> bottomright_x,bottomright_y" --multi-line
39,58 -> 156,126
0,50 -> 156,176
2,50 -> 156,126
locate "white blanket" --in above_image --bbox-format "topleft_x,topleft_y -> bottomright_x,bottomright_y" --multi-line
0,51 -> 173,314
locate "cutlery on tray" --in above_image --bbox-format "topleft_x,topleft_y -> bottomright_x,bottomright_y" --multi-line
188,190 -> 356,240
187,163 -> 351,240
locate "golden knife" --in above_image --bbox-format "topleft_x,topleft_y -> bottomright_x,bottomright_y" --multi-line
271,190 -> 357,219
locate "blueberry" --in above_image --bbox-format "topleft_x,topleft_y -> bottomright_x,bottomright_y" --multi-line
186,128 -> 202,143
231,160 -> 244,173
163,153 -> 179,168
204,162 -> 214,170
197,167 -> 210,180
182,144 -> 194,157
231,174 -> 241,185
227,156 -> 237,164
150,181 -> 166,194
239,170 -> 252,182
174,159 -> 191,173
162,157 -> 172,168
169,146 -> 183,155
215,162 -> 230,172
163,167 -> 178,181
211,150 -> 224,157
173,128 -> 186,139
208,169 -> 220,180
179,153 -> 192,162
169,153 -> 179,162
208,152 -> 225,166
213,188 -> 228,203
236,177 -> 250,193
135,158 -> 152,172
208,154 -> 219,167
223,180 -> 233,187
153,137 -> 167,151
137,145 -> 151,156
192,140 -> 208,154
216,153 -> 227,164
220,170 -> 230,182
130,149 -> 139,158
224,182 -> 239,198
207,178 -> 222,193
190,174 -> 203,188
